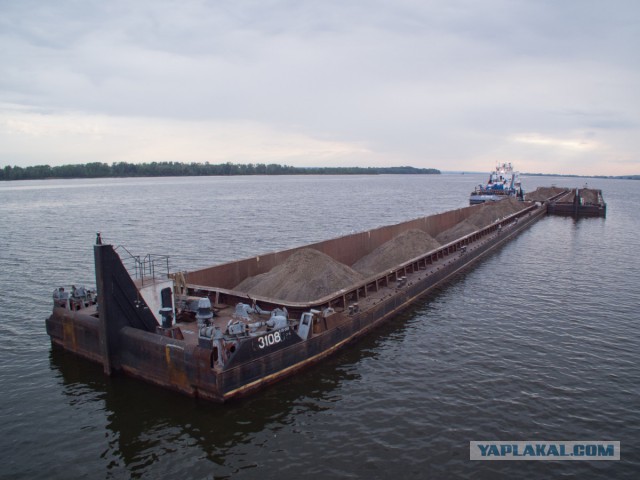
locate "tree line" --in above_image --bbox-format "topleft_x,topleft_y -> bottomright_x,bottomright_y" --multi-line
0,162 -> 440,181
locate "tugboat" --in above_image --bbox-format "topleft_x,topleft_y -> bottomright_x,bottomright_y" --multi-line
470,162 -> 524,205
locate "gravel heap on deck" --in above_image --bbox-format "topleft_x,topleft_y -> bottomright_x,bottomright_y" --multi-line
525,187 -> 567,202
436,220 -> 478,245
552,189 -> 599,205
436,198 -> 527,244
467,197 -> 527,228
234,248 -> 364,302
579,189 -> 600,204
352,229 -> 441,277
234,199 -> 535,301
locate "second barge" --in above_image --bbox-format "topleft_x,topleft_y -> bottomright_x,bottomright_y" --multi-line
47,197 -> 549,402
547,187 -> 607,217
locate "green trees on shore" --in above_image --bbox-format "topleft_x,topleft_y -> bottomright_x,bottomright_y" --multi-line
0,162 -> 440,181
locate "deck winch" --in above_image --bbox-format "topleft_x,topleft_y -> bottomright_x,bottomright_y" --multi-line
52,285 -> 96,311
195,297 -> 214,326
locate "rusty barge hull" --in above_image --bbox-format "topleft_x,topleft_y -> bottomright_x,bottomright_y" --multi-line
47,201 -> 547,402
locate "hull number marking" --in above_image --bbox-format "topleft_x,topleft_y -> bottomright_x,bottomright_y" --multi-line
258,331 -> 282,349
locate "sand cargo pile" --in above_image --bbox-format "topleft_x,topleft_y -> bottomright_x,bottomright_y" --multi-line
234,248 -> 365,302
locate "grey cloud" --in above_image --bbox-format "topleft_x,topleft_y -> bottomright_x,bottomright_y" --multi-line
0,0 -> 639,174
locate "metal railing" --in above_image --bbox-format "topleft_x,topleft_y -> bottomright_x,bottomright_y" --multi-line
115,245 -> 171,285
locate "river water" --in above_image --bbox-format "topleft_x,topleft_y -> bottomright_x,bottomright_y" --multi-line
0,174 -> 638,479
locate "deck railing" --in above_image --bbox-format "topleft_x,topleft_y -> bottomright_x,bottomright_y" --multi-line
114,246 -> 171,285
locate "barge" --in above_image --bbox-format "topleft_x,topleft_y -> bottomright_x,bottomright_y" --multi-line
546,187 -> 607,217
47,198 -> 548,402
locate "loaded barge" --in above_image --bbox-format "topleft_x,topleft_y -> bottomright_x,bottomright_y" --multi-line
525,186 -> 606,217
47,196 -> 551,402
547,187 -> 607,217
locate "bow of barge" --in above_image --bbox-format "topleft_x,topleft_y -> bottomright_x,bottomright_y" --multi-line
47,198 -> 549,402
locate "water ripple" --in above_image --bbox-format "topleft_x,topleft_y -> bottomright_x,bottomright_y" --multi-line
1,175 -> 639,478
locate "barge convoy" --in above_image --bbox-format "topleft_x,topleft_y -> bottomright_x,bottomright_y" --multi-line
48,189 -> 575,402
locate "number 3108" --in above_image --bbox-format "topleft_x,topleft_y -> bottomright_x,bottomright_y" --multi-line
258,331 -> 282,349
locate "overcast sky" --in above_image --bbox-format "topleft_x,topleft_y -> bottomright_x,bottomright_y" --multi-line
1,0 -> 638,175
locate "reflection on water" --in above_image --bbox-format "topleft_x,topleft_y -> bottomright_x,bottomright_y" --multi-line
50,339 -> 365,478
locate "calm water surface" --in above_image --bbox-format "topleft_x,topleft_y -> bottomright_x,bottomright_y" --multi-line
0,174 -> 638,479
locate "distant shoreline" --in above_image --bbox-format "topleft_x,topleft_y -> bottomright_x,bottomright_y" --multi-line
522,172 -> 639,180
0,162 -> 440,181
448,171 -> 640,180
2,162 -> 637,181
